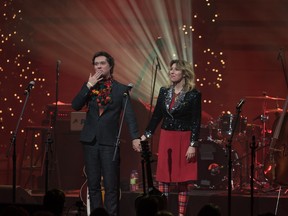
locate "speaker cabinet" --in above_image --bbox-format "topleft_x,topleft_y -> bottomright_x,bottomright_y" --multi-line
0,185 -> 36,204
45,120 -> 85,191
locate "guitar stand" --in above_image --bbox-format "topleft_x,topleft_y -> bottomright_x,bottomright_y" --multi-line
273,185 -> 288,215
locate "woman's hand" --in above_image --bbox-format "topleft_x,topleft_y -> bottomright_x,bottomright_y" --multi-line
132,138 -> 141,152
140,135 -> 147,141
186,146 -> 196,162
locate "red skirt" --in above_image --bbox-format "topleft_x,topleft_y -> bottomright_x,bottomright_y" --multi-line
156,129 -> 197,183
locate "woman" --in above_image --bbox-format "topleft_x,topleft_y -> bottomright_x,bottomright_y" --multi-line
141,59 -> 201,216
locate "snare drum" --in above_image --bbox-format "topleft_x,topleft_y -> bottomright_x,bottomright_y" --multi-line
218,114 -> 247,137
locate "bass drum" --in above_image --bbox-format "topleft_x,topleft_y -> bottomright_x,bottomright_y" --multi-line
197,140 -> 241,189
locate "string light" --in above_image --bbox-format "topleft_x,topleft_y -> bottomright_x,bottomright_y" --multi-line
190,0 -> 226,105
0,0 -> 49,151
1,0 -> 226,152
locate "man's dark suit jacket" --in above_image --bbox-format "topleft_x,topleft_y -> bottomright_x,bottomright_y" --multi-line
72,80 -> 139,146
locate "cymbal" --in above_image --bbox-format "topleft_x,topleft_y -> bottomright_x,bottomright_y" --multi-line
52,101 -> 71,105
201,111 -> 213,125
265,108 -> 284,113
202,110 -> 212,119
245,95 -> 285,101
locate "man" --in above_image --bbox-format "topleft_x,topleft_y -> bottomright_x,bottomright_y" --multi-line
72,51 -> 141,216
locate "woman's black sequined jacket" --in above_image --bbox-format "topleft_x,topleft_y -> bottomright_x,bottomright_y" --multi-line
144,86 -> 201,146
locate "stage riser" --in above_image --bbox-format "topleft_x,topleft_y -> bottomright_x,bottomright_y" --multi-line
119,191 -> 288,216
1,191 -> 288,216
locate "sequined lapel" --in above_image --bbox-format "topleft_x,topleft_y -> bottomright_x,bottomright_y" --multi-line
165,87 -> 185,114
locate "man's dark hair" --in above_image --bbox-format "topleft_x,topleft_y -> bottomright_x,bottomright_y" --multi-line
43,188 -> 65,216
136,195 -> 163,216
197,203 -> 221,216
92,51 -> 115,75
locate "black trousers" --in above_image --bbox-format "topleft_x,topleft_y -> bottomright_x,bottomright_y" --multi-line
83,141 -> 120,216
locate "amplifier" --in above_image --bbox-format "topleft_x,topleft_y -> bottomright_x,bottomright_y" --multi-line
70,112 -> 86,131
44,102 -> 73,121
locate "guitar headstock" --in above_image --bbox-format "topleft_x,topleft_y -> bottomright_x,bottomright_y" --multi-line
140,140 -> 152,162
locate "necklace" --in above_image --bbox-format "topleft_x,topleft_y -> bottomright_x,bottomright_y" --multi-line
173,90 -> 181,102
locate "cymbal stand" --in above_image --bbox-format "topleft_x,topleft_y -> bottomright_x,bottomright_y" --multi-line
260,98 -> 269,152
255,100 -> 269,183
250,135 -> 256,216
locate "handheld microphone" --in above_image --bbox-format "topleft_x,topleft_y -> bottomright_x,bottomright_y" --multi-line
127,83 -> 133,91
156,56 -> 161,70
56,60 -> 61,72
236,98 -> 245,109
124,83 -> 133,96
24,80 -> 35,95
277,48 -> 283,60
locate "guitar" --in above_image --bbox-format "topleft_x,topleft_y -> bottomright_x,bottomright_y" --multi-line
135,140 -> 167,210
79,166 -> 91,215
79,166 -> 122,215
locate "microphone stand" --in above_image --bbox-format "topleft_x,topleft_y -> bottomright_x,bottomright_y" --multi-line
227,103 -> 243,216
43,61 -> 61,193
148,57 -> 161,152
44,124 -> 53,194
6,88 -> 33,203
277,48 -> 288,87
111,86 -> 134,216
112,91 -> 130,161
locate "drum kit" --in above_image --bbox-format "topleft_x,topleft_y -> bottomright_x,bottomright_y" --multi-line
198,94 -> 286,191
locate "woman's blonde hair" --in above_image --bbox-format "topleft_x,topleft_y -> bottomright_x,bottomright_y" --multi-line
169,59 -> 196,91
